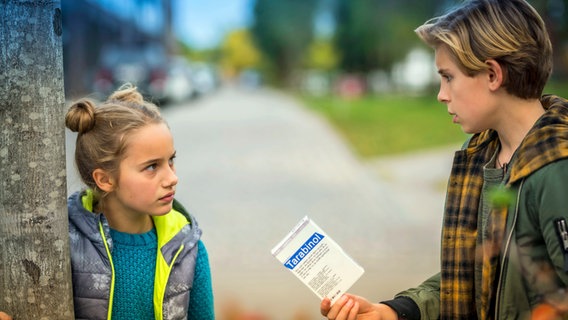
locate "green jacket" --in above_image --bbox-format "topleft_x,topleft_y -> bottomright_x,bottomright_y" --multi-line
396,95 -> 568,319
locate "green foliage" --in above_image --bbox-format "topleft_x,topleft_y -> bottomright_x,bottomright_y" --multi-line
333,0 -> 443,73
488,185 -> 516,208
247,0 -> 568,84
304,37 -> 339,71
301,93 -> 467,158
300,80 -> 568,158
333,0 -> 383,71
545,81 -> 568,98
177,41 -> 221,63
220,29 -> 262,78
251,0 -> 319,83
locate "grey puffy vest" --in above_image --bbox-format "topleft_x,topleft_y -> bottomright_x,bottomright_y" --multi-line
67,191 -> 201,320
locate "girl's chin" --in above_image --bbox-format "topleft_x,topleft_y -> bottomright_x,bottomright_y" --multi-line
152,205 -> 174,216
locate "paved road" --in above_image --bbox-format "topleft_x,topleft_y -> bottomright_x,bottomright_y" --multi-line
162,87 -> 460,319
66,86 -> 458,319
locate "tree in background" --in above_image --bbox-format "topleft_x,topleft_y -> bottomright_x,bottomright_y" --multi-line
333,0 -> 442,74
251,0 -> 319,85
304,37 -> 339,71
529,0 -> 568,79
249,0 -> 446,87
220,29 -> 262,79
177,41 -> 221,63
333,0 -> 383,73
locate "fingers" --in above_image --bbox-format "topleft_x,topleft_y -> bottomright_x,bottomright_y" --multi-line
321,297 -> 332,316
348,301 -> 360,320
323,295 -> 357,320
335,297 -> 356,320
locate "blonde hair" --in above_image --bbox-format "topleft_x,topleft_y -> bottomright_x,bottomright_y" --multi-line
415,0 -> 552,99
65,84 -> 165,198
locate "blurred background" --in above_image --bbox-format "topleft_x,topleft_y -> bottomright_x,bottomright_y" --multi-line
61,0 -> 568,101
60,0 -> 568,319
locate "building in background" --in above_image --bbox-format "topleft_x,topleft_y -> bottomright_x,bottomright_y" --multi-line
61,0 -> 172,100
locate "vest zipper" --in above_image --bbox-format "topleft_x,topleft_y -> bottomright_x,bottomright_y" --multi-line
99,220 -> 116,320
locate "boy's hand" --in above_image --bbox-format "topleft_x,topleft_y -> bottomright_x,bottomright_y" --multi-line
320,294 -> 398,320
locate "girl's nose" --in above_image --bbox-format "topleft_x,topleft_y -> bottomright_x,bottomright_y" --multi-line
164,167 -> 178,188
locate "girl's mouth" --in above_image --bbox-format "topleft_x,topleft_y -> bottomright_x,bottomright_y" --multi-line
160,193 -> 175,202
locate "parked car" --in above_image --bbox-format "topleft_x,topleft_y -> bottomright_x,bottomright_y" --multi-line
163,56 -> 196,104
93,44 -> 168,102
189,62 -> 220,97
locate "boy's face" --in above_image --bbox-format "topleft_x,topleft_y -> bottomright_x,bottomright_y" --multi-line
107,123 -> 178,225
435,46 -> 498,134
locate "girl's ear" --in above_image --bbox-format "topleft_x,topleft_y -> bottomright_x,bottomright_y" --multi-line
485,59 -> 504,91
92,168 -> 115,193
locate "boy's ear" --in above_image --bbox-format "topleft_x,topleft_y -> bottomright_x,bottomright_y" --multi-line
92,168 -> 115,193
486,59 -> 504,91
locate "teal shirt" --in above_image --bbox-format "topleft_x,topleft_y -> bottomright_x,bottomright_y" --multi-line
110,228 -> 157,320
109,228 -> 214,319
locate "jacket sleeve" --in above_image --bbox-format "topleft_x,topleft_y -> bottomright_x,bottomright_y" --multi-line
388,272 -> 441,319
518,159 -> 568,303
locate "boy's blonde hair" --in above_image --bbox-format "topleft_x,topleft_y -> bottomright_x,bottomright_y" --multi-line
415,0 -> 552,99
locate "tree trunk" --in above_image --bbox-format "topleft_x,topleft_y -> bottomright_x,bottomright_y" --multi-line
0,1 -> 74,318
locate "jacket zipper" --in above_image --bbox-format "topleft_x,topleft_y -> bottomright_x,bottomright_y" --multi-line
554,218 -> 568,272
495,180 -> 523,319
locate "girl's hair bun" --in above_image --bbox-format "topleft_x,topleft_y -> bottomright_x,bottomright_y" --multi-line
65,99 -> 96,134
106,83 -> 161,115
106,83 -> 145,105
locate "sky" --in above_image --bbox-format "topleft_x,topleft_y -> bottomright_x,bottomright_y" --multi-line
172,0 -> 255,49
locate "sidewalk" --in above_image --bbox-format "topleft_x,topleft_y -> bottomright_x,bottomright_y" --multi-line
364,144 -> 457,225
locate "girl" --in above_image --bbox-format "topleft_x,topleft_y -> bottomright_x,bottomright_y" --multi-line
66,84 -> 214,319
321,0 -> 568,319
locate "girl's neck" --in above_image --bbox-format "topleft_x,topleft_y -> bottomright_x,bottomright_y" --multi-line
98,198 -> 154,234
106,215 -> 154,234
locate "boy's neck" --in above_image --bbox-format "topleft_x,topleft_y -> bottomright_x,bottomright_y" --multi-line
496,97 -> 544,163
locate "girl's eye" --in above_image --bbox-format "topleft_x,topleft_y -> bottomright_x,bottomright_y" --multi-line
146,163 -> 158,171
169,155 -> 176,166
442,74 -> 453,82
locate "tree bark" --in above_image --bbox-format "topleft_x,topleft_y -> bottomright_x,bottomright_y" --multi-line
0,1 -> 74,318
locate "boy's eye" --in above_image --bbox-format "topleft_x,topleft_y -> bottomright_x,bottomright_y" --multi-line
146,163 -> 157,171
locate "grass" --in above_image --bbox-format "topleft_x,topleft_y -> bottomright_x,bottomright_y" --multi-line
300,92 -> 468,158
300,80 -> 568,159
544,80 -> 568,98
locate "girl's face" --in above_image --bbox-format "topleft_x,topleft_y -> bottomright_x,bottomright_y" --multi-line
109,122 -> 178,220
435,46 -> 498,134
